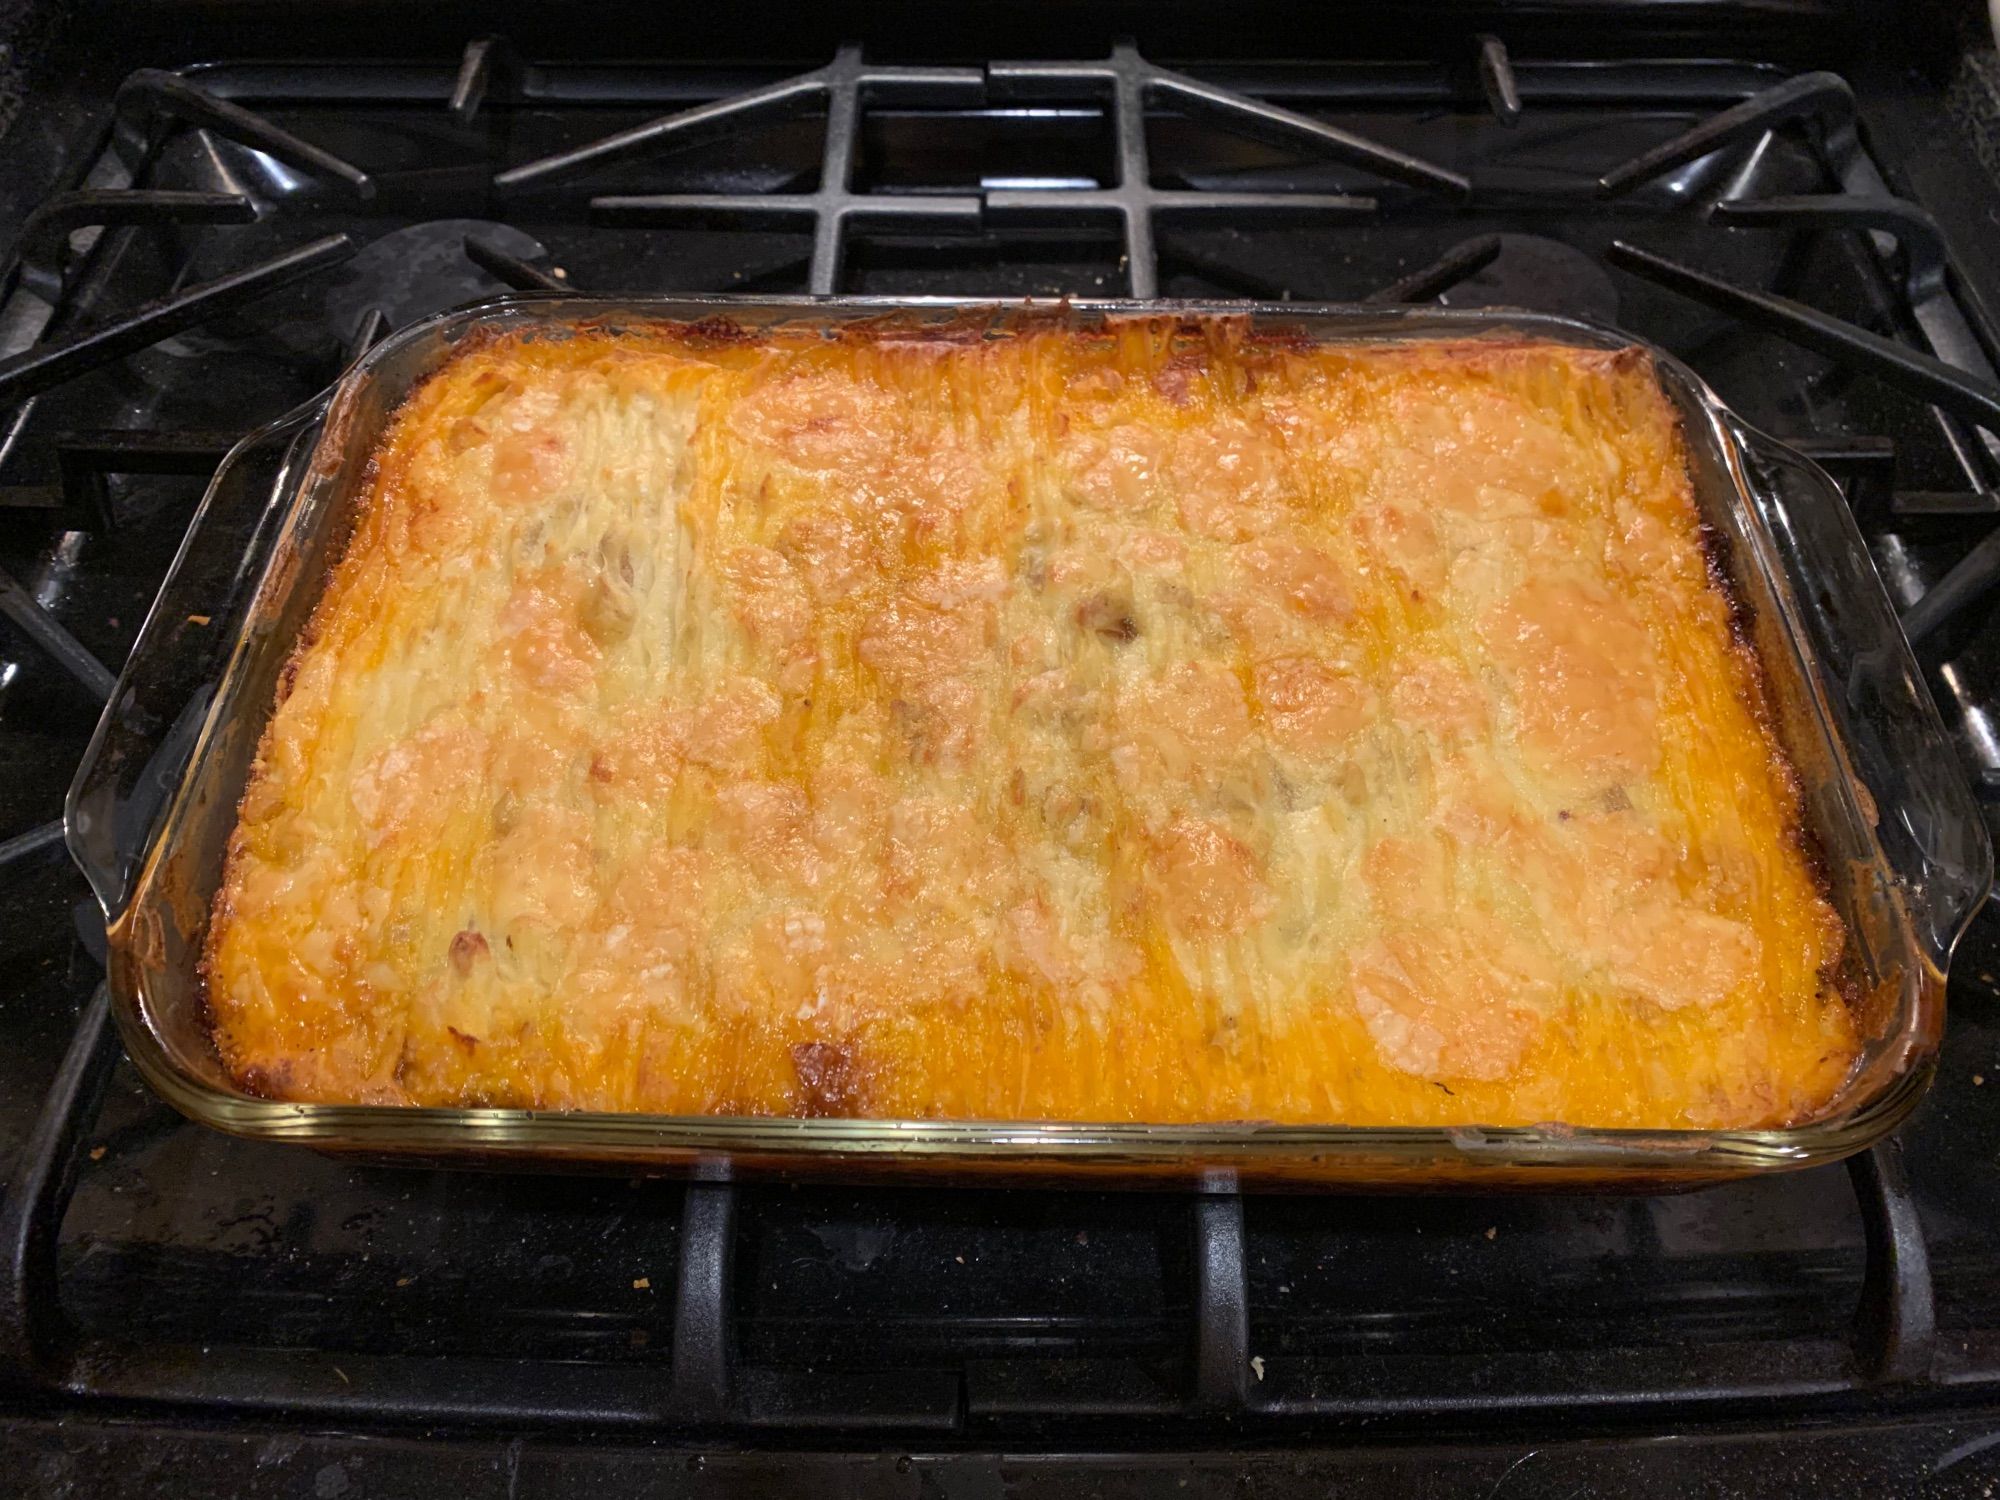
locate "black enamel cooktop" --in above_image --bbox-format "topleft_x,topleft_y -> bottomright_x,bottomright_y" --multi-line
6,3 -> 2000,1494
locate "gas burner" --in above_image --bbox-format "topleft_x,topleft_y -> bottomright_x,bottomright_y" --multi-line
323,220 -> 554,339
1439,232 -> 1620,324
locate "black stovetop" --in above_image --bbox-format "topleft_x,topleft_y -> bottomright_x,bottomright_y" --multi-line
7,3 -> 2000,1494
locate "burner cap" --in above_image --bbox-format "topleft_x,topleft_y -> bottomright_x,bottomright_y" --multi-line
1438,233 -> 1619,326
324,219 -> 552,341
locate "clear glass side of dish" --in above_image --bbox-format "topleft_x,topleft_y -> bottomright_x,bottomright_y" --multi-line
64,296 -> 1994,1187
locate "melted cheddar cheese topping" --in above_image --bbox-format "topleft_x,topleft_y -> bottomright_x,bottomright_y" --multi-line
206,320 -> 1856,1127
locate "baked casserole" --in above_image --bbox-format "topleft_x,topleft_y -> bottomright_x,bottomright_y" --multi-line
204,317 -> 1858,1128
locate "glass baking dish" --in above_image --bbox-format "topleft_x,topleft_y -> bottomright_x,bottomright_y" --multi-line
64,295 -> 1992,1188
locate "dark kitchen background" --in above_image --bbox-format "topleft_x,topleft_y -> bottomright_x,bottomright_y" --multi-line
8,1 -> 2000,1494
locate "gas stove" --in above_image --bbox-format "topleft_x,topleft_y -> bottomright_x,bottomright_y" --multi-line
6,3 -> 2000,1494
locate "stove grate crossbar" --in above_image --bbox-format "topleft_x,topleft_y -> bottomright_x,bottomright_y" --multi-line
112,68 -> 375,202
495,41 -> 1468,298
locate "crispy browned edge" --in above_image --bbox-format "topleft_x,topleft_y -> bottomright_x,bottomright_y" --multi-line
195,313 -> 1857,1119
195,323 -> 426,1098
1680,434 -> 1869,1101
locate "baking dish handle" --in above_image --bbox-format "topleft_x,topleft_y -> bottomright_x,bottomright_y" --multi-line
1726,416 -> 1994,961
65,399 -> 329,923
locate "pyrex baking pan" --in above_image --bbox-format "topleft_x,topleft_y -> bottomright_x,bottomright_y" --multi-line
64,296 -> 1993,1188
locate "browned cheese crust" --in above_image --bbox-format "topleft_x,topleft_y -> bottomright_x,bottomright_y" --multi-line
204,321 -> 1857,1126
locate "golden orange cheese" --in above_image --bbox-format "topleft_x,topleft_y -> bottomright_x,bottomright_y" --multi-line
204,318 -> 1857,1127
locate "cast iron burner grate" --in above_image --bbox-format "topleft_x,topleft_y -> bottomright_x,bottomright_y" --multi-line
0,25 -> 1995,1446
